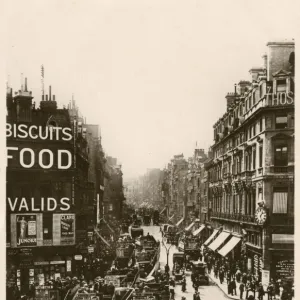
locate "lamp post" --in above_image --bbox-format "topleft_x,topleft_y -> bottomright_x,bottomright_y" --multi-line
162,238 -> 173,268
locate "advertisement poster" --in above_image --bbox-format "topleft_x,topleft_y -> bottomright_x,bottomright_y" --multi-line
53,214 -> 75,246
61,215 -> 75,237
261,270 -> 270,288
16,215 -> 37,247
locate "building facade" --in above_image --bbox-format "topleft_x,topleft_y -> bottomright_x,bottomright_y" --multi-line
6,80 -> 121,292
206,40 -> 294,283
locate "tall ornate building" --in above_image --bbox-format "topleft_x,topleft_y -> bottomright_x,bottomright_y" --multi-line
205,40 -> 294,283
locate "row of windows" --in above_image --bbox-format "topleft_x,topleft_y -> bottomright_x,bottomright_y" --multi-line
211,187 -> 293,216
214,112 -> 293,158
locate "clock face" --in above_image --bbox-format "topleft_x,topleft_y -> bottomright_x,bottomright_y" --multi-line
255,208 -> 267,225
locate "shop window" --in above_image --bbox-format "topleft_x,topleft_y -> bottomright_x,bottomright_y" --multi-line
43,214 -> 53,240
274,144 -> 288,166
275,116 -> 288,129
273,187 -> 288,214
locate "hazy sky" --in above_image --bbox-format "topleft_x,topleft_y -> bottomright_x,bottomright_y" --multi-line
5,0 -> 298,180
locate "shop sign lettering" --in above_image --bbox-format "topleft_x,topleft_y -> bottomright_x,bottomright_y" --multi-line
266,87 -> 294,106
8,197 -> 71,212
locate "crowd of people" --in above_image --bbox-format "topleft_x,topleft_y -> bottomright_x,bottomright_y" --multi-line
202,247 -> 294,300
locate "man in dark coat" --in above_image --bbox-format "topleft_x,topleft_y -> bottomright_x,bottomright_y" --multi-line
239,282 -> 245,299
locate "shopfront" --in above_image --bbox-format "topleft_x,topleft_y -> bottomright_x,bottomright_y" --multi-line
270,233 -> 294,283
246,245 -> 263,279
270,250 -> 294,283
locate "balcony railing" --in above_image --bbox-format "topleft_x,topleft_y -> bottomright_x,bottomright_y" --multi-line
210,211 -> 255,223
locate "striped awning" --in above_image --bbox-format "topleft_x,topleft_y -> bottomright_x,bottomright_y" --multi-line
273,192 -> 288,213
176,218 -> 184,227
193,225 -> 205,236
185,222 -> 195,231
204,229 -> 219,246
218,236 -> 241,257
209,231 -> 231,251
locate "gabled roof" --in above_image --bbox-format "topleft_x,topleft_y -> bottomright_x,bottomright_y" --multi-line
272,69 -> 292,77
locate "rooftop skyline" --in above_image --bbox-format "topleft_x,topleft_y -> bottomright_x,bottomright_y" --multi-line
6,0 -> 297,180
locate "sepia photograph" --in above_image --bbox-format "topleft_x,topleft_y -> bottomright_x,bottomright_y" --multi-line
4,1 -> 298,300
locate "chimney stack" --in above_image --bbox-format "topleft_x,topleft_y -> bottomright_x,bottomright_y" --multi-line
25,78 -> 28,92
262,53 -> 267,70
53,95 -> 55,101
49,86 -> 52,101
46,95 -> 48,101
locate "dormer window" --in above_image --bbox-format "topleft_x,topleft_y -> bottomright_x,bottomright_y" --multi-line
276,79 -> 286,92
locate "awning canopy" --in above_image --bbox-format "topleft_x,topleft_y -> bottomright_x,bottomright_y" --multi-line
160,207 -> 167,215
185,222 -> 195,231
176,218 -> 184,227
192,225 -> 205,236
208,231 -> 231,251
204,229 -> 219,246
218,236 -> 241,257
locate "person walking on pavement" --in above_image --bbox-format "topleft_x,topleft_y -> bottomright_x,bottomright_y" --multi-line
181,277 -> 186,292
193,290 -> 201,300
219,267 -> 225,284
257,282 -> 265,300
245,280 -> 251,299
236,268 -> 242,283
267,282 -> 274,300
231,278 -> 237,296
239,282 -> 245,299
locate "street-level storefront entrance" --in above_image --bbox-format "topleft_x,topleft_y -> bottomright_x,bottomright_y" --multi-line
246,244 -> 263,280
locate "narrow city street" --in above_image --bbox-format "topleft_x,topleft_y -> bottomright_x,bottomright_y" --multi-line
142,226 -> 230,300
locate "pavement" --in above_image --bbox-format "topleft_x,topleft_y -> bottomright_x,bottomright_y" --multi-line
142,226 -> 231,300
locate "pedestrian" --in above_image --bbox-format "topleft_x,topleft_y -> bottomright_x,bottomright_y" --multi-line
181,277 -> 186,292
257,283 -> 265,300
267,282 -> 274,300
193,291 -> 201,300
239,282 -> 245,300
231,278 -> 237,296
228,280 -> 232,295
246,281 -> 251,299
242,273 -> 248,285
251,280 -> 256,299
236,268 -> 242,283
219,268 -> 225,284
27,283 -> 35,300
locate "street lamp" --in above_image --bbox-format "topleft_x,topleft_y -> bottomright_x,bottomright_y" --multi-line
162,238 -> 174,267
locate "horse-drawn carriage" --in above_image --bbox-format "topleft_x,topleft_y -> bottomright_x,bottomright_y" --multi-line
190,261 -> 209,286
172,253 -> 185,282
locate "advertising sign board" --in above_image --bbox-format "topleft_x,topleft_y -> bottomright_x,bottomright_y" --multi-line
53,214 -> 75,246
10,214 -> 43,248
